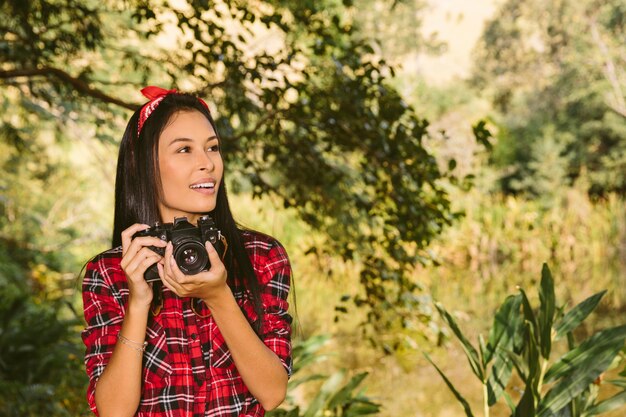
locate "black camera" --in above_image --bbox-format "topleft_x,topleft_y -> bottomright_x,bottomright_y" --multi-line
132,215 -> 226,282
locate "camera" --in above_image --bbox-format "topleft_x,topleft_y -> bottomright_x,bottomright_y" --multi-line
132,215 -> 226,282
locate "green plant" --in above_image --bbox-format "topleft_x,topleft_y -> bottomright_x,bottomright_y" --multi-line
473,0 -> 626,197
1,0 -> 457,351
0,272 -> 89,417
427,264 -> 626,417
268,335 -> 381,417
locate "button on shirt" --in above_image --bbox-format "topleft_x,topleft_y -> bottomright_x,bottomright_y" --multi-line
82,231 -> 293,417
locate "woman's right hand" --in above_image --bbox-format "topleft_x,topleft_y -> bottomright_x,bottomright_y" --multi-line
120,223 -> 167,308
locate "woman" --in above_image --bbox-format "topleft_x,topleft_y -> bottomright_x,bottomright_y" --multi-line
82,87 -> 292,417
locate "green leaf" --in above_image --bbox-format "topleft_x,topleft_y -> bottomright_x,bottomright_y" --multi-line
344,400 -> 381,416
515,384 -> 536,417
302,371 -> 345,417
510,321 -> 541,417
435,302 -> 485,380
266,406 -> 301,417
584,390 -> 626,416
487,349 -> 514,406
537,326 -> 626,417
504,349 -> 529,381
486,294 -> 522,364
544,325 -> 626,383
524,322 -> 542,400
424,353 -> 475,417
538,264 -> 555,359
327,372 -> 369,410
287,408 -> 301,417
479,334 -> 487,366
290,335 -> 330,374
554,291 -> 606,340
502,391 -> 516,414
607,379 -> 626,389
472,120 -> 493,151
288,374 -> 327,390
519,289 -> 538,344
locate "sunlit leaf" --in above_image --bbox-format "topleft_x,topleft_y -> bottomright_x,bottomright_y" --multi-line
554,291 -> 606,340
435,302 -> 485,380
584,390 -> 626,416
479,334 -> 487,366
486,294 -> 522,364
519,289 -> 538,340
503,391 -> 516,414
538,326 -> 626,417
607,379 -> 626,389
544,325 -> 626,383
424,353 -> 475,417
302,371 -> 345,417
487,349 -> 514,406
327,372 -> 369,409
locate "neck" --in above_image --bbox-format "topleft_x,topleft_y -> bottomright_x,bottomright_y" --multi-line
159,211 -> 203,225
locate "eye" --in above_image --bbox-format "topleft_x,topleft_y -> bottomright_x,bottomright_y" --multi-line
207,144 -> 220,152
176,146 -> 191,153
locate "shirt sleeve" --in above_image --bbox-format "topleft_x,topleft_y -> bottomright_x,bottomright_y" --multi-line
81,255 -> 125,415
258,240 -> 293,377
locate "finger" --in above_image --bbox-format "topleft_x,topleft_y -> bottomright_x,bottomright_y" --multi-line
127,236 -> 167,254
205,240 -> 225,272
159,253 -> 186,296
122,245 -> 159,269
122,236 -> 166,268
124,249 -> 162,280
162,242 -> 177,280
157,262 -> 175,292
121,223 -> 150,256
124,247 -> 161,274
166,243 -> 188,282
137,255 -> 161,279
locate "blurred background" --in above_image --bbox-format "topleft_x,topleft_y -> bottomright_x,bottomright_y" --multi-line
0,0 -> 624,416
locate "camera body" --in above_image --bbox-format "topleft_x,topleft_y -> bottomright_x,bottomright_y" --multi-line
132,215 -> 225,282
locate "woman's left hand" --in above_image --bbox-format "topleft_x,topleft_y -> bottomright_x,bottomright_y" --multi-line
158,240 -> 229,303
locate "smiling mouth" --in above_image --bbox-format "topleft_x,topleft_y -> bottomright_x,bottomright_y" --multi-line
189,182 -> 216,190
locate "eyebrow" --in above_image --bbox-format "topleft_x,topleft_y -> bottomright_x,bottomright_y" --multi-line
167,135 -> 219,146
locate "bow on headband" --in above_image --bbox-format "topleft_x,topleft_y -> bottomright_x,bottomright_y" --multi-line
137,86 -> 210,135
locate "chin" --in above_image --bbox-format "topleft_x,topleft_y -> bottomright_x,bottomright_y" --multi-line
192,206 -> 217,216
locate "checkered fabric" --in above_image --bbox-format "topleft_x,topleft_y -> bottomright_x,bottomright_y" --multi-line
82,231 -> 292,417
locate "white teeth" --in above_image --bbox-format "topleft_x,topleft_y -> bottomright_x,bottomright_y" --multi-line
190,182 -> 215,189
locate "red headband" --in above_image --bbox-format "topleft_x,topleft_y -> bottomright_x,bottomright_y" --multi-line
137,86 -> 210,135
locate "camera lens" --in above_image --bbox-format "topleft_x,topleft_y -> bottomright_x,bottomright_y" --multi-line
182,248 -> 198,265
173,241 -> 208,274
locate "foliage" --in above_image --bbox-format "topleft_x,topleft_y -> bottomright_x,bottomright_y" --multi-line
267,335 -> 381,417
2,1 -> 624,416
0,72 -> 105,416
428,263 -> 626,417
349,0 -> 444,63
0,257 -> 89,417
426,187 -> 626,294
0,0 -> 455,347
472,0 -> 626,197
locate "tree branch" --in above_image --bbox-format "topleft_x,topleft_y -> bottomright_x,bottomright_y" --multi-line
0,66 -> 139,110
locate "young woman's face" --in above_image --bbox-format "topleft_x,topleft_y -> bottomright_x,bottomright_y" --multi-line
157,110 -> 223,224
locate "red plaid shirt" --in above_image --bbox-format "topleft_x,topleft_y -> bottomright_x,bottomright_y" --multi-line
82,231 -> 292,417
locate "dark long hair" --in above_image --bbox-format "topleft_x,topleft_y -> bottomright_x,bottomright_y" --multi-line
112,93 -> 263,332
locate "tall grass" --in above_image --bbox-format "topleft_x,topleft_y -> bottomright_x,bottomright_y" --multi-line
230,187 -> 626,417
422,188 -> 625,324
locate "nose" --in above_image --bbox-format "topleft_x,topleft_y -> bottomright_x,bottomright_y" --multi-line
197,151 -> 215,172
